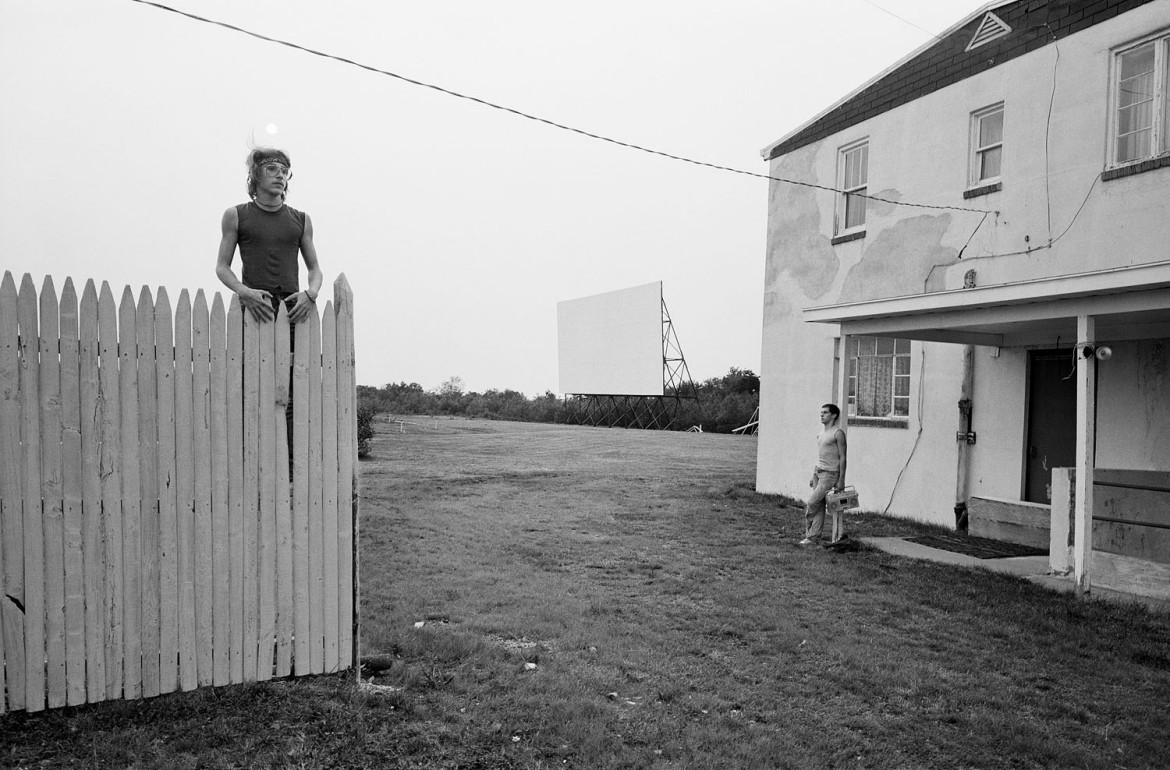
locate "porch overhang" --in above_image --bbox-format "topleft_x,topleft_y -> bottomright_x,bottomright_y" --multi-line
803,261 -> 1170,346
804,260 -> 1170,599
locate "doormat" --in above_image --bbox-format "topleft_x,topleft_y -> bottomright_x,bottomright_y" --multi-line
903,533 -> 1048,559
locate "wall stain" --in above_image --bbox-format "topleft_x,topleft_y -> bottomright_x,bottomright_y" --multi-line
765,146 -> 837,300
840,214 -> 957,303
868,188 -> 901,218
1136,339 -> 1168,458
763,292 -> 792,322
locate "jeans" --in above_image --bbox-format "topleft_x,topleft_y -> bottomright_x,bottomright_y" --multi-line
805,469 -> 839,540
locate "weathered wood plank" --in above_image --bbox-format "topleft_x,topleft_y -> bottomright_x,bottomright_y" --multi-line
968,496 -> 1051,550
1095,483 -> 1170,526
321,304 -> 339,673
118,286 -> 142,700
0,271 -> 25,711
1095,469 -> 1170,490
257,307 -> 277,681
335,276 -> 355,669
1092,550 -> 1170,602
209,294 -> 230,687
78,280 -> 105,703
274,303 -> 293,678
291,308 -> 313,674
307,313 -> 324,674
242,309 -> 260,681
136,287 -> 161,700
227,297 -> 245,684
18,274 -> 46,712
40,277 -> 67,708
154,288 -> 178,694
59,279 -> 87,707
192,291 -> 213,687
97,282 -> 124,700
1092,467 -> 1170,565
173,291 -> 197,691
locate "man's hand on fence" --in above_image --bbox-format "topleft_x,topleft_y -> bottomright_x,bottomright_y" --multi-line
239,287 -> 275,322
288,290 -> 315,323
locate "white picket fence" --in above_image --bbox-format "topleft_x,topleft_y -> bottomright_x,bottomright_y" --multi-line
0,271 -> 358,713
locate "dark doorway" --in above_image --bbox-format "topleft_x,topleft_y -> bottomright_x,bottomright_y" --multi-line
1024,349 -> 1077,503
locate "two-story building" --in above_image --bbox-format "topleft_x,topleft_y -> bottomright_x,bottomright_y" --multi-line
758,0 -> 1170,599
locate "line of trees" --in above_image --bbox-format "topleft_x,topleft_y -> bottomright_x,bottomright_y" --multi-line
356,367 -> 759,435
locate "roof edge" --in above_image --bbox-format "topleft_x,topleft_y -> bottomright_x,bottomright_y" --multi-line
760,1 -> 1011,161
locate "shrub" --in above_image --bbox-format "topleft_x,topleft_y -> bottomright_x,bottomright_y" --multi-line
357,403 -> 376,457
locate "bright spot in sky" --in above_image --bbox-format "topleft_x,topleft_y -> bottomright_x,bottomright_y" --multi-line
265,123 -> 278,135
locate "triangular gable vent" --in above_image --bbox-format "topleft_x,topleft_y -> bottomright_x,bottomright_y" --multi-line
965,11 -> 1011,52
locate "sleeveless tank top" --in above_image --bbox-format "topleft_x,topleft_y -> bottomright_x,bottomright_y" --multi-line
816,429 -> 843,471
235,202 -> 306,295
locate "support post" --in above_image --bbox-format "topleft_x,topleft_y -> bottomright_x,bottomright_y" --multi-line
833,335 -> 850,542
1073,316 -> 1096,595
955,346 -> 975,531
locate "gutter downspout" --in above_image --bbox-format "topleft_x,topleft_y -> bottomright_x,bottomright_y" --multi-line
955,345 -> 975,531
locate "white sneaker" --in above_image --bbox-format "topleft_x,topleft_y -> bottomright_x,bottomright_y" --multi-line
799,538 -> 814,545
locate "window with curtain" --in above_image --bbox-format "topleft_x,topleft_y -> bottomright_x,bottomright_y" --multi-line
847,337 -> 910,421
837,140 -> 868,233
1112,36 -> 1169,165
970,103 -> 1004,185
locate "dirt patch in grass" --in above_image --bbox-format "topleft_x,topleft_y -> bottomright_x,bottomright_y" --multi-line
3,418 -> 1168,769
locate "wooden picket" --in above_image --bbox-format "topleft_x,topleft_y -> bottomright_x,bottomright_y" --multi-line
1,272 -> 24,714
0,271 -> 359,713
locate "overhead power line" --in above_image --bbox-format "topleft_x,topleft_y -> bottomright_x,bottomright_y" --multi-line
127,0 -> 991,216
858,0 -> 944,41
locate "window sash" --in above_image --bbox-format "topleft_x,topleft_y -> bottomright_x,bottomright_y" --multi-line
1113,39 -> 1168,165
970,104 -> 1004,185
838,142 -> 868,232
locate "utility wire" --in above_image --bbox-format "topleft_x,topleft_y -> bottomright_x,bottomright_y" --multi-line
858,0 -> 944,41
127,0 -> 992,216
1043,24 -> 1060,244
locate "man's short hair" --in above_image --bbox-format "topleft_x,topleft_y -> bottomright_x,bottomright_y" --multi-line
822,403 -> 841,418
246,147 -> 292,200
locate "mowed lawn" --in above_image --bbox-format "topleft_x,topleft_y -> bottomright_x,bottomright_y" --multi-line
2,417 -> 1168,769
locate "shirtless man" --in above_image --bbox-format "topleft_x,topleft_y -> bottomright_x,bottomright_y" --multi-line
800,403 -> 847,545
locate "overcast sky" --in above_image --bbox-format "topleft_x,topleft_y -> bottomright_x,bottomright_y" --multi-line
0,0 -> 990,395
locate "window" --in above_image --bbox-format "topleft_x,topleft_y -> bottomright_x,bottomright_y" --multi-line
846,337 -> 910,421
1111,34 -> 1170,166
837,140 -> 868,234
970,104 -> 1004,186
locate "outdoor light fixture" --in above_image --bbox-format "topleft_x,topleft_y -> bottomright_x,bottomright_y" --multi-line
1078,344 -> 1113,361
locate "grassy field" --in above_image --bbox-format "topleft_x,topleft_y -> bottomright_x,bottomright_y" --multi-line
2,417 -> 1168,769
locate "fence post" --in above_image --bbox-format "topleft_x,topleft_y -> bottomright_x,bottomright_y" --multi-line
0,272 -> 25,713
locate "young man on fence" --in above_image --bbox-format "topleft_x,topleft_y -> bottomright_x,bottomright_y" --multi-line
215,147 -> 323,321
216,147 -> 325,459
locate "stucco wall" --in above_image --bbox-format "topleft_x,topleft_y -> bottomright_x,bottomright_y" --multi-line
757,4 -> 1170,525
1097,339 -> 1170,470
